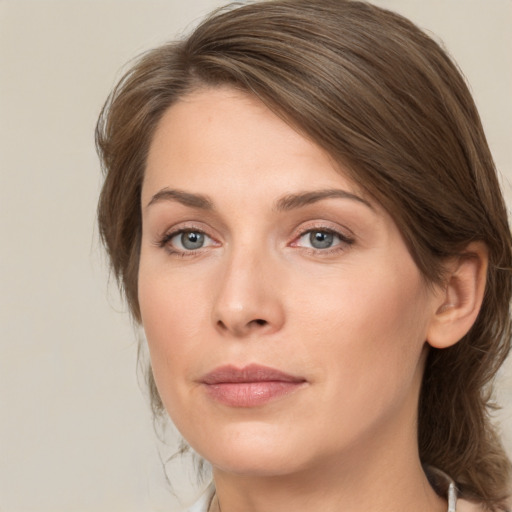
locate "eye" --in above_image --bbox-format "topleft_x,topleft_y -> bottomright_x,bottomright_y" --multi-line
166,230 -> 216,251
304,231 -> 336,249
295,229 -> 352,250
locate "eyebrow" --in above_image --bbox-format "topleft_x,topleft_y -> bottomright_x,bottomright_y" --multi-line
275,189 -> 372,211
146,188 -> 213,210
145,187 -> 372,211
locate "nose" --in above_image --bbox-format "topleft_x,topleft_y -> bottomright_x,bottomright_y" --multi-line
212,246 -> 285,338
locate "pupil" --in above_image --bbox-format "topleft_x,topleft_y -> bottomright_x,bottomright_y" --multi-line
310,231 -> 333,249
182,232 -> 204,250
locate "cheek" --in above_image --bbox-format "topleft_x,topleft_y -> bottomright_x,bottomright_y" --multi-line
139,258 -> 213,333
297,261 -> 430,407
137,267 -> 209,397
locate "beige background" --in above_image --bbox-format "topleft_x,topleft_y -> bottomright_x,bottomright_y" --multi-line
1,1 -> 511,511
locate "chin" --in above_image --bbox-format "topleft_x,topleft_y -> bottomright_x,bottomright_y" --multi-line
189,422 -> 314,477
208,451 -> 305,478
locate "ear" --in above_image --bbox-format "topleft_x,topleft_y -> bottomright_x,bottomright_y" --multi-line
427,242 -> 488,349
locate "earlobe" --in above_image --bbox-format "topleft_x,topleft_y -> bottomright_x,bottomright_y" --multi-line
427,242 -> 488,349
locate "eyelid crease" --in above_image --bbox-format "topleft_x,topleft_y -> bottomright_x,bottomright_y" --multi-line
297,225 -> 354,239
156,227 -> 212,247
291,218 -> 356,241
291,227 -> 355,248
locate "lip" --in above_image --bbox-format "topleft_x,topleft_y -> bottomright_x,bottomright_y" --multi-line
200,364 -> 307,407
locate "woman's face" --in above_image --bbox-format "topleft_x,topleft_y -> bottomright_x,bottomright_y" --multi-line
139,87 -> 443,477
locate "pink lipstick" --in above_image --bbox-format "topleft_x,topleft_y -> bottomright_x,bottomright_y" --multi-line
201,364 -> 306,407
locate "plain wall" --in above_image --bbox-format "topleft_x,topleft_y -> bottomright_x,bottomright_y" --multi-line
1,1 -> 511,511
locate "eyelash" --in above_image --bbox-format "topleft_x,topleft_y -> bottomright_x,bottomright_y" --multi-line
155,226 -> 215,257
155,225 -> 354,257
291,226 -> 355,255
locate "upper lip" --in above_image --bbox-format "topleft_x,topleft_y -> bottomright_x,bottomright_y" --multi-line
201,364 -> 306,384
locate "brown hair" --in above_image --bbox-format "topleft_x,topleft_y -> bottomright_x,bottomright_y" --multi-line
96,0 -> 512,508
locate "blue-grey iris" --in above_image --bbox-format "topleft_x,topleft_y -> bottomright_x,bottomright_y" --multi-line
182,232 -> 204,250
310,231 -> 334,249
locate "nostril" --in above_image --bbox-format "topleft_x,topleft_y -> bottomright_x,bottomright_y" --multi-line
214,315 -> 272,335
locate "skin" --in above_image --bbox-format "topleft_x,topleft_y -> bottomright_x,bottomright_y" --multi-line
138,87 -> 472,512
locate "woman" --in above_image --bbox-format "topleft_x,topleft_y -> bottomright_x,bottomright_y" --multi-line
96,1 -> 512,511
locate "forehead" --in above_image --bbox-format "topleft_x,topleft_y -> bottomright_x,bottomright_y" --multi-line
143,86 -> 367,205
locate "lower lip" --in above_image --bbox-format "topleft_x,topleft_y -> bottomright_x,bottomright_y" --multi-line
203,381 -> 305,407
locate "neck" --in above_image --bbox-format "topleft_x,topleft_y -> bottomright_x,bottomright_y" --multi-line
212,446 -> 445,512
211,444 -> 445,512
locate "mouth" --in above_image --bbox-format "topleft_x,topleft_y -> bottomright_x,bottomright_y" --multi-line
200,363 -> 307,407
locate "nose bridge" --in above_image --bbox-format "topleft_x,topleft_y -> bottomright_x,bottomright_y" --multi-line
213,236 -> 284,337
